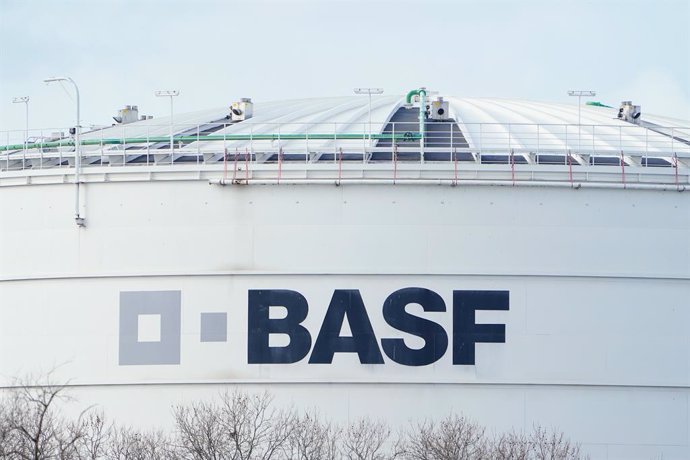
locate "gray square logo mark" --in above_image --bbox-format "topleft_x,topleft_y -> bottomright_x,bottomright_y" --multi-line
200,312 -> 227,342
119,291 -> 181,365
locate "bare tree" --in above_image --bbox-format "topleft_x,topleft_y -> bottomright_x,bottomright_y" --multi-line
173,399 -> 230,459
529,426 -> 584,460
0,402 -> 15,459
282,410 -> 340,460
1,373 -> 90,460
106,425 -> 173,460
73,411 -> 110,460
492,430 -> 532,460
340,417 -> 403,460
402,414 -> 489,460
173,390 -> 293,460
1,375 -> 591,460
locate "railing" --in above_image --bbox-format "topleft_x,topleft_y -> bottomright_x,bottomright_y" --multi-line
1,122 -> 688,174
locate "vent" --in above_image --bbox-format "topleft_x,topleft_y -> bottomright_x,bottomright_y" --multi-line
618,101 -> 641,123
231,98 -> 253,121
113,105 -> 140,124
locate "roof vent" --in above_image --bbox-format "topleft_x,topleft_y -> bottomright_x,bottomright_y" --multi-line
618,101 -> 641,123
429,96 -> 449,121
230,98 -> 253,121
113,105 -> 140,124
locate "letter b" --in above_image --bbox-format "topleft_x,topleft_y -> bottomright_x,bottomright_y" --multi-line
248,290 -> 312,364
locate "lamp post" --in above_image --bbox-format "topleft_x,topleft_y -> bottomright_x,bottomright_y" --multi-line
567,90 -> 596,153
12,96 -> 29,157
354,88 -> 384,148
155,90 -> 179,156
44,77 -> 84,227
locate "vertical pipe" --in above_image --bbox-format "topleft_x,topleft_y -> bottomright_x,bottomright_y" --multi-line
169,96 -> 174,158
419,90 -> 426,161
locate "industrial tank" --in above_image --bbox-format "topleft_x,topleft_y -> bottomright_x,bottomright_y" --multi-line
1,92 -> 689,459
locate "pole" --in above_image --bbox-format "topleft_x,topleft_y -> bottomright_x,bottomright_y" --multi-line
12,97 -> 30,161
354,88 -> 383,150
43,77 -> 83,226
567,90 -> 596,154
71,78 -> 82,226
24,100 -> 29,155
155,90 -> 180,158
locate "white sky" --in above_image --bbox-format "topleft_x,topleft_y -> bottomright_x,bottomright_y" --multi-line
0,0 -> 688,133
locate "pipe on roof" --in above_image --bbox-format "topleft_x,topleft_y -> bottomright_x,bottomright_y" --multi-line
586,101 -> 613,108
405,88 -> 427,104
0,132 -> 423,152
405,89 -> 428,154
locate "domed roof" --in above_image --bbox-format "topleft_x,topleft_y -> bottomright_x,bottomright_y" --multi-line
76,95 -> 689,156
1,95 -> 688,177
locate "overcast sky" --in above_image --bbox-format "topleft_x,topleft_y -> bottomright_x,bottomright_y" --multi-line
0,0 -> 688,133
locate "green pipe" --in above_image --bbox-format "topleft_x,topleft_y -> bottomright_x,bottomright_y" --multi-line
586,101 -> 613,108
405,88 -> 428,153
405,88 -> 427,104
0,132 -> 421,153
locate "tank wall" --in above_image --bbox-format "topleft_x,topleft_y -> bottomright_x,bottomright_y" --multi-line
0,274 -> 687,386
1,178 -> 689,459
0,181 -> 688,279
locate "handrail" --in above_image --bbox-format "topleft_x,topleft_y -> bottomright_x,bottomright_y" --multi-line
0,132 -> 421,153
1,121 -> 689,177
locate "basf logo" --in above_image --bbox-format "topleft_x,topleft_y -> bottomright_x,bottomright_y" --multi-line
118,288 -> 509,368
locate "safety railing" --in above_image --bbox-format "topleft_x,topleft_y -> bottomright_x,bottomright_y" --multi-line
1,121 -> 688,173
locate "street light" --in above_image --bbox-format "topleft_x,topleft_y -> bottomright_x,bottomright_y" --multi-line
567,90 -> 596,153
155,90 -> 180,156
12,96 -> 29,156
44,76 -> 84,227
354,88 -> 384,148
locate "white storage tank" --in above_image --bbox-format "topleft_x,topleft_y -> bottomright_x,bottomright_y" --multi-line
1,93 -> 689,459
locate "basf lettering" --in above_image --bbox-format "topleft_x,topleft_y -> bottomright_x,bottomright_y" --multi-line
248,287 -> 509,366
119,287 -> 509,367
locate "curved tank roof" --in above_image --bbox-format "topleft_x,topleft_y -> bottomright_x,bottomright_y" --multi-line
1,95 -> 689,180
76,95 -> 689,155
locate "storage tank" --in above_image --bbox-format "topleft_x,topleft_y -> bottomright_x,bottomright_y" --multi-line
1,93 -> 689,459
